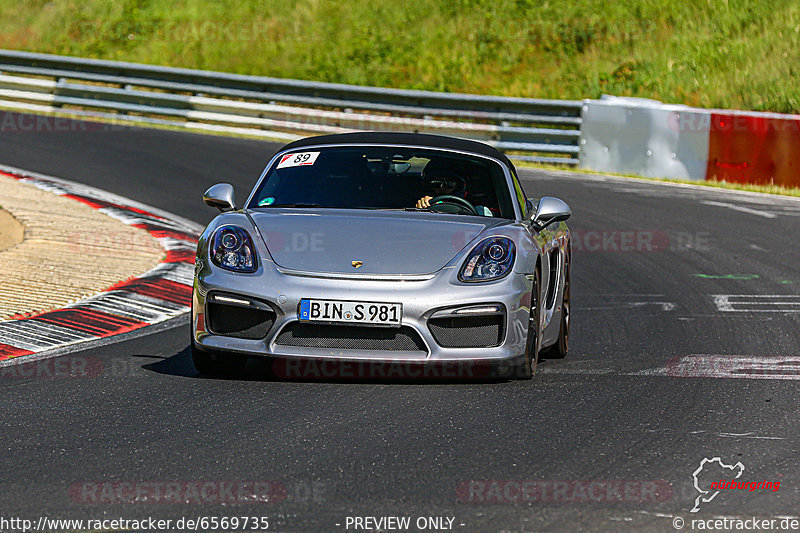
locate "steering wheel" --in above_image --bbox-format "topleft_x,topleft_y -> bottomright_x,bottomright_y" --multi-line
428,195 -> 479,216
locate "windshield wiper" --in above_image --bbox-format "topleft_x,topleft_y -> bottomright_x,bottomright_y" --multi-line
366,207 -> 433,212
257,203 -> 324,208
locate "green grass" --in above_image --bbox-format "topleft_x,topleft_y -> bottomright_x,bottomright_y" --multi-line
1,1 -> 800,113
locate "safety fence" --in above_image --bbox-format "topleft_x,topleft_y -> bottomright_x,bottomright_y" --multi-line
0,49 -> 582,165
1,50 -> 796,185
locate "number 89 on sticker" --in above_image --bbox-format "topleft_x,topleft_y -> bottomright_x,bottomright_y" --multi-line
276,151 -> 320,169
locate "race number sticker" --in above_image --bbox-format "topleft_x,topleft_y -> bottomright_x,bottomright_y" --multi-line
276,151 -> 320,169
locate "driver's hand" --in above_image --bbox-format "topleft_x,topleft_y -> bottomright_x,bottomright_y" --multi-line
416,196 -> 433,208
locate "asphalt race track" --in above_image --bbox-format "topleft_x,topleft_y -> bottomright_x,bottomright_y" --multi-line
1,111 -> 798,532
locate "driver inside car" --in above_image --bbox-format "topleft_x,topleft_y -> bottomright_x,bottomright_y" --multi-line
415,174 -> 493,216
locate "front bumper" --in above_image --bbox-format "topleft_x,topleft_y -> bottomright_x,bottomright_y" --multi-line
192,262 -> 533,364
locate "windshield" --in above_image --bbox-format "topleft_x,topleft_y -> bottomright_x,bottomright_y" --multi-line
248,146 -> 516,218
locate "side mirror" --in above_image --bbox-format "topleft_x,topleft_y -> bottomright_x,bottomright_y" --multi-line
531,196 -> 571,227
525,197 -> 538,215
203,183 -> 236,212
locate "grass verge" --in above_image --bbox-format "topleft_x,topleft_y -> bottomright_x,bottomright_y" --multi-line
1,1 -> 800,113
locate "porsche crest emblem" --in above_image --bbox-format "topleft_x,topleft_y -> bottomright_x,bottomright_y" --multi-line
351,260 -> 363,269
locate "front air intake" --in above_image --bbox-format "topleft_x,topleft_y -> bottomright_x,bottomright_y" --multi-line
428,315 -> 504,348
206,301 -> 275,340
275,323 -> 426,352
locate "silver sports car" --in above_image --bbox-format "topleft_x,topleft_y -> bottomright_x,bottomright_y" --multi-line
191,132 -> 571,379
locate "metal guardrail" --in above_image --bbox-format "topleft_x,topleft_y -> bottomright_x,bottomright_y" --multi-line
0,49 -> 582,164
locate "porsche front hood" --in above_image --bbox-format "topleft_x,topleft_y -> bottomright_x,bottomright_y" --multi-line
248,209 -> 501,276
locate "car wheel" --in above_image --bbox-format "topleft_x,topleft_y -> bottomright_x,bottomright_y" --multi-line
190,322 -> 247,376
514,268 -> 541,379
542,253 -> 570,359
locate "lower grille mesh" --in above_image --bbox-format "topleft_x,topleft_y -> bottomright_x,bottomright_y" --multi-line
207,302 -> 275,340
428,315 -> 504,348
275,323 -> 426,351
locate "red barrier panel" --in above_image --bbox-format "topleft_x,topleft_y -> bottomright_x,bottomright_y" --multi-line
706,112 -> 800,186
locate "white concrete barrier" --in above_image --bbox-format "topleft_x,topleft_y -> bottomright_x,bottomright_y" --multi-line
579,96 -> 711,181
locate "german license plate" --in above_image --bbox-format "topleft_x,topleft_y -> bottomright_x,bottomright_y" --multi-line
299,299 -> 402,326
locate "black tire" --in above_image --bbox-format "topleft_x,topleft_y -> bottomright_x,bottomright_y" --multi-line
190,324 -> 247,376
514,268 -> 541,379
541,253 -> 570,360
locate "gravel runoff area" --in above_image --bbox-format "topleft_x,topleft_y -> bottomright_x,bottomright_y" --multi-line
0,173 -> 164,320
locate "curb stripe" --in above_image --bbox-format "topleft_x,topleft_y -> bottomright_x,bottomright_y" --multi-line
33,309 -> 148,337
0,343 -> 34,360
164,250 -> 196,263
155,237 -> 196,251
71,291 -> 185,323
144,263 -> 195,285
0,320 -> 95,349
138,227 -> 198,241
0,165 -> 201,363
108,278 -> 193,306
63,193 -> 173,219
63,193 -> 128,211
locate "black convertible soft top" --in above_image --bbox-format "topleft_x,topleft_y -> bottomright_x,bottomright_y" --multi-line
280,132 -> 515,170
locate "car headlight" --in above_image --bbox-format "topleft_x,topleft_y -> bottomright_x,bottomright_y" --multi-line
459,237 -> 516,282
210,225 -> 257,273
